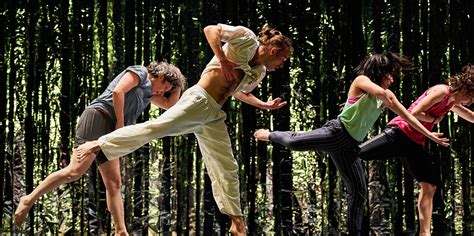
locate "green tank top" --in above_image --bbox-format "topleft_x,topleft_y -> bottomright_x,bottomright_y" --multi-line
338,93 -> 383,142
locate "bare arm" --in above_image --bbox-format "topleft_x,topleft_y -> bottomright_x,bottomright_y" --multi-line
203,24 -> 238,81
233,92 -> 287,110
151,87 -> 181,110
112,71 -> 140,129
451,105 -> 474,123
351,75 -> 392,107
385,89 -> 449,147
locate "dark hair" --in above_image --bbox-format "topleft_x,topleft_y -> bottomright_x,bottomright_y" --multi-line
147,61 -> 187,90
258,25 -> 294,55
448,64 -> 474,97
354,51 -> 413,85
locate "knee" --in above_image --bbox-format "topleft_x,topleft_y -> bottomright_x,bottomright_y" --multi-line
62,167 -> 85,182
103,177 -> 122,192
421,183 -> 436,197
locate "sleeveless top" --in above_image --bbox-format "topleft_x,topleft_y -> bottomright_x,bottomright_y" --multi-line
338,93 -> 384,142
389,85 -> 453,145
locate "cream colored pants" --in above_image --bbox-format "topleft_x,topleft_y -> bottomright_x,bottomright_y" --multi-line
98,85 -> 242,216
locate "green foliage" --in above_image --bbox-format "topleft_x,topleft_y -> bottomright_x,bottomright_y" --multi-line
0,0 -> 472,235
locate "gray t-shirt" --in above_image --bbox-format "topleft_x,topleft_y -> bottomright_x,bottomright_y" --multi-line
88,65 -> 152,125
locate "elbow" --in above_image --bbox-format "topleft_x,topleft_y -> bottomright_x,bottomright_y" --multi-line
375,90 -> 388,100
203,25 -> 212,34
112,89 -> 123,98
285,140 -> 300,150
203,25 -> 216,35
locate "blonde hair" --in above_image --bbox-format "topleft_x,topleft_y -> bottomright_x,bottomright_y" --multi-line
258,25 -> 293,55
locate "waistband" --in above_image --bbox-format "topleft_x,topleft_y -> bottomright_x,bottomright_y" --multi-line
86,107 -> 114,124
188,85 -> 222,110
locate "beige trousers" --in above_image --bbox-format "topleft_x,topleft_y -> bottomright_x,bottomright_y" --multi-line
98,85 -> 242,216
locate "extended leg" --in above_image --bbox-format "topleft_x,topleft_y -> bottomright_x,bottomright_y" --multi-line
14,149 -> 96,227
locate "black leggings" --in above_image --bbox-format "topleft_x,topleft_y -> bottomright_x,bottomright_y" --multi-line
359,126 -> 440,186
269,119 -> 366,234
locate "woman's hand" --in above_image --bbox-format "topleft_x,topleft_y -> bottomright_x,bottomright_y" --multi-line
428,132 -> 450,147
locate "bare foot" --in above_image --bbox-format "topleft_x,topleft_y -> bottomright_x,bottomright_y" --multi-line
14,196 -> 33,227
253,129 -> 271,141
76,140 -> 101,162
229,216 -> 246,235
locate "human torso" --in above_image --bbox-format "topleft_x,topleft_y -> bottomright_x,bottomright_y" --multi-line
338,93 -> 384,142
389,84 -> 453,145
198,69 -> 246,105
88,65 -> 153,125
199,24 -> 266,106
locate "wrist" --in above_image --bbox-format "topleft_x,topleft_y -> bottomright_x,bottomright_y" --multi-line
431,116 -> 437,123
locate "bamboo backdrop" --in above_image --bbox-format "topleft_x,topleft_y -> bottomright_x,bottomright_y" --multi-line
0,0 -> 472,235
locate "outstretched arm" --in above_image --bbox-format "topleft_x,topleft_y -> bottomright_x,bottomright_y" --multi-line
233,91 -> 287,110
385,89 -> 449,147
451,105 -> 474,123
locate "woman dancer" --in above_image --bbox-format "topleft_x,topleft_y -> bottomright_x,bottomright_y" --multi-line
359,64 -> 473,235
15,62 -> 186,235
253,52 -> 449,235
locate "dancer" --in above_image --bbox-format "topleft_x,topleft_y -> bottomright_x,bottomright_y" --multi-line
14,61 -> 186,235
76,24 -> 293,235
253,52 -> 449,235
359,64 -> 473,236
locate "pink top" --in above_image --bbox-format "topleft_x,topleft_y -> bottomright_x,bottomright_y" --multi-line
388,85 -> 453,145
348,94 -> 363,104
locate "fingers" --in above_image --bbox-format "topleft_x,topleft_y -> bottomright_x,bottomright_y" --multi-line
435,137 -> 449,147
76,152 -> 87,163
277,101 -> 288,108
253,129 -> 270,141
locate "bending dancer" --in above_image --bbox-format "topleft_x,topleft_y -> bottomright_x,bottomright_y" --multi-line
253,52 -> 449,235
76,24 -> 293,235
359,64 -> 473,236
14,62 -> 186,235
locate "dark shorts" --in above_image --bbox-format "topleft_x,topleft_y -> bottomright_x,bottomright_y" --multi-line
75,108 -> 115,165
359,125 -> 441,186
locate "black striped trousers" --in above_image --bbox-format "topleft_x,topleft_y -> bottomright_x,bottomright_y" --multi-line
269,118 -> 366,235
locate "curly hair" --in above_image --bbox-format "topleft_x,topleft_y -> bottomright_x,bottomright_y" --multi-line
448,64 -> 474,97
147,61 -> 187,90
354,51 -> 413,85
258,25 -> 294,55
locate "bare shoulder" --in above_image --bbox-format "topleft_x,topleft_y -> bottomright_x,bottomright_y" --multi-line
427,84 -> 450,96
